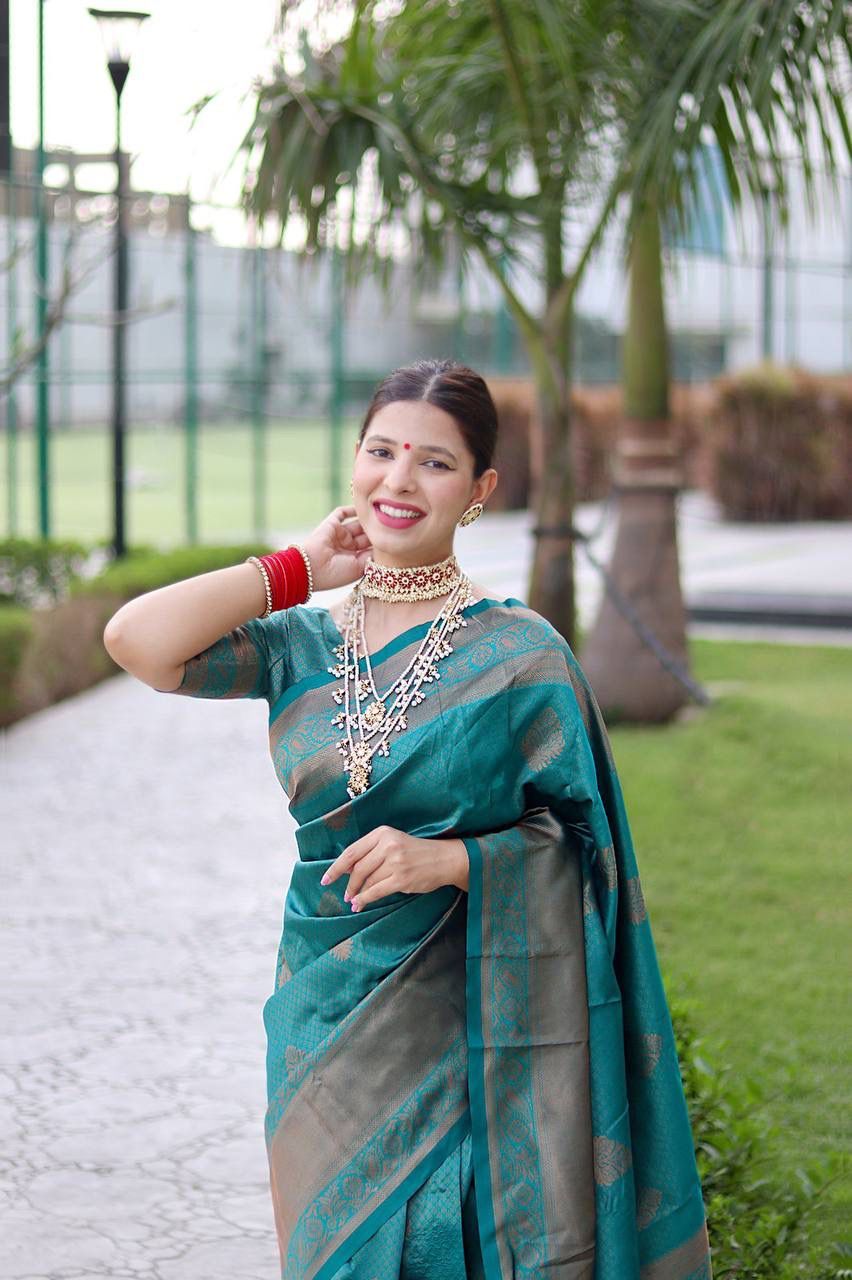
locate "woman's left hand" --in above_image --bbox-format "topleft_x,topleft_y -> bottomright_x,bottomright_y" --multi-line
320,825 -> 468,911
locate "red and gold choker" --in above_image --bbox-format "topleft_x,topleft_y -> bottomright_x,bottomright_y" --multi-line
359,552 -> 463,602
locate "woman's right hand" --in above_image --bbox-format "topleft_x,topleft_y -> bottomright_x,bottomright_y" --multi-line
300,505 -> 374,592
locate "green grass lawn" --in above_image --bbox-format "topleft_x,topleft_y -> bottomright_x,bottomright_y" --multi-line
611,638 -> 851,1252
2,420 -> 362,544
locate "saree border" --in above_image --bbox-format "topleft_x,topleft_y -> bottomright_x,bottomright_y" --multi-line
313,1109 -> 473,1280
462,832 -> 503,1280
268,595 -> 527,725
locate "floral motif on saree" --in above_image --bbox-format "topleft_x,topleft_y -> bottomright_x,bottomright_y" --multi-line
162,595 -> 712,1280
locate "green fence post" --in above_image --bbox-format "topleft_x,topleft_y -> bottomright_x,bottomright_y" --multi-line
251,241 -> 267,539
784,224 -> 796,364
493,250 -> 512,372
329,244 -> 344,512
35,0 -> 50,537
184,203 -> 198,544
59,220 -> 72,432
760,194 -> 774,361
454,252 -> 466,362
5,174 -> 18,534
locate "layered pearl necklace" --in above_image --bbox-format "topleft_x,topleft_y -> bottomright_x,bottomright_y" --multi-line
328,553 -> 475,798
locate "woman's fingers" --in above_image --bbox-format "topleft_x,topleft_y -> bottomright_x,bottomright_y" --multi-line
344,848 -> 385,901
350,875 -> 396,912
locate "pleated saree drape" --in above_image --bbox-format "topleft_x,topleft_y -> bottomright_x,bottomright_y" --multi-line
164,595 -> 713,1280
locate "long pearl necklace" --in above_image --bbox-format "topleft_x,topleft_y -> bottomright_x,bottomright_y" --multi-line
328,562 -> 475,798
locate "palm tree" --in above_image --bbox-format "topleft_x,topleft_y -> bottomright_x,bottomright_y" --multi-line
237,0 -> 643,649
581,0 -> 851,720
236,0 -> 850,676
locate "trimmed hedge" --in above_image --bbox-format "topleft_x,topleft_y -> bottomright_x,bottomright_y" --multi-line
707,363 -> 852,521
70,542 -> 273,600
1,540 -> 273,727
0,605 -> 35,718
0,535 -> 91,607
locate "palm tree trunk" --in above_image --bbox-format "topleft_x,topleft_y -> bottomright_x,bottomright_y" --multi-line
525,209 -> 577,647
580,190 -> 693,722
527,360 -> 577,646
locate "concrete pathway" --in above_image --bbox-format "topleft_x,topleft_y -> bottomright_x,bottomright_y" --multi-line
2,494 -> 850,1279
2,679 -> 287,1278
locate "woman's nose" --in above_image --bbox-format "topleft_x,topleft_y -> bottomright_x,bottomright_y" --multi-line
387,459 -> 418,488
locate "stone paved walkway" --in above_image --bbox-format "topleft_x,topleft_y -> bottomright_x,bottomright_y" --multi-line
2,678 -> 288,1278
3,494 -> 850,1279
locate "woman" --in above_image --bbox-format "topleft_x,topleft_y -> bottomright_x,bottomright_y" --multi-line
104,359 -> 712,1280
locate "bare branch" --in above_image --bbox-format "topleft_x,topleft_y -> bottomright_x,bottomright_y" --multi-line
0,214 -> 177,396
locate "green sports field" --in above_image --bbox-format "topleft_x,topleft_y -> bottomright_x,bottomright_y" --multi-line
2,419 -> 363,545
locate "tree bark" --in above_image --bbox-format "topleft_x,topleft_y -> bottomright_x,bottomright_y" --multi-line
528,372 -> 577,647
526,207 -> 578,648
580,190 -> 693,722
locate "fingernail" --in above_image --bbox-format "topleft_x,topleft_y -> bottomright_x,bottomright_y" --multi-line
343,889 -> 350,902
320,873 -> 329,885
351,901 -> 360,912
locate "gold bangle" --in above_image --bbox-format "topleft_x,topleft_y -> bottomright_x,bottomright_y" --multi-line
290,543 -> 314,602
246,555 -> 273,618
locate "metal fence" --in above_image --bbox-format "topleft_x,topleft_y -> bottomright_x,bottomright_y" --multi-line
2,158 -> 850,547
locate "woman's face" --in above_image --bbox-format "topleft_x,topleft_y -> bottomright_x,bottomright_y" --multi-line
352,399 -> 493,567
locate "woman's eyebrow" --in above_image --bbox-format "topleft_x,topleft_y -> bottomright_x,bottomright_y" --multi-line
366,434 -> 458,462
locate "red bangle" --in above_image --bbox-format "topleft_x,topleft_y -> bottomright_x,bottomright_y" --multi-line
258,546 -> 310,612
264,553 -> 289,607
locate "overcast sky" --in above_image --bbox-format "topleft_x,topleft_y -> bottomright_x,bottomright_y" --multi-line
12,0 -> 282,220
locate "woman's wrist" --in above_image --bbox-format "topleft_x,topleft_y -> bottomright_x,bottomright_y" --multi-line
246,545 -> 312,617
441,838 -> 469,892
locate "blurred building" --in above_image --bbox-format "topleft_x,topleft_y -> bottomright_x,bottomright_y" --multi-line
1,142 -> 849,430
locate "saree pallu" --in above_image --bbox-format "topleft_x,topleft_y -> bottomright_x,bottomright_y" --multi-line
164,595 -> 712,1280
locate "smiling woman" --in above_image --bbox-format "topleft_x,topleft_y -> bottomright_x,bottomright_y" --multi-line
105,358 -> 712,1280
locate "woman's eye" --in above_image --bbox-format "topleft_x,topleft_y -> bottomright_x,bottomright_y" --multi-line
368,448 -> 448,470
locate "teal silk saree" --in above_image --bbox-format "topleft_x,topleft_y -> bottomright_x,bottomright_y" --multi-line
164,595 -> 712,1280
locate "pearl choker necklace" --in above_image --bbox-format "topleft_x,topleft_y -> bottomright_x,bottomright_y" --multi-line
359,552 -> 462,602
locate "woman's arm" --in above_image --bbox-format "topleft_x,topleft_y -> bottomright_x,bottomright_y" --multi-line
102,562 -> 267,692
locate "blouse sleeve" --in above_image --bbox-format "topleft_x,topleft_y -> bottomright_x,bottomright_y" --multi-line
158,609 -> 290,702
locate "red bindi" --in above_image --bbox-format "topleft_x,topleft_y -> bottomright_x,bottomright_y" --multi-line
403,442 -> 411,449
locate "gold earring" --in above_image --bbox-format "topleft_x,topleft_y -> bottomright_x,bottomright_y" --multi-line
457,502 -> 483,527
349,479 -> 354,494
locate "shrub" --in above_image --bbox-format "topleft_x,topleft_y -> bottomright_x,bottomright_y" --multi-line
486,379 -> 717,505
0,606 -> 35,717
485,378 -> 535,509
70,542 -> 274,601
707,363 -> 852,521
670,990 -> 848,1278
2,541 -> 275,727
487,378 -> 616,506
0,536 -> 91,608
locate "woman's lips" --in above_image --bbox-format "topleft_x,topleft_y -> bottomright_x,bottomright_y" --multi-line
372,501 -> 425,529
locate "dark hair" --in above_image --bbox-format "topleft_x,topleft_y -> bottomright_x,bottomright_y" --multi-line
357,359 -> 498,479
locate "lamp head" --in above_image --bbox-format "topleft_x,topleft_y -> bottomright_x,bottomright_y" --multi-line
87,8 -> 150,94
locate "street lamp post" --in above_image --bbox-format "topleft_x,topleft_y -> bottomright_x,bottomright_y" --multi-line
87,8 -> 149,559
